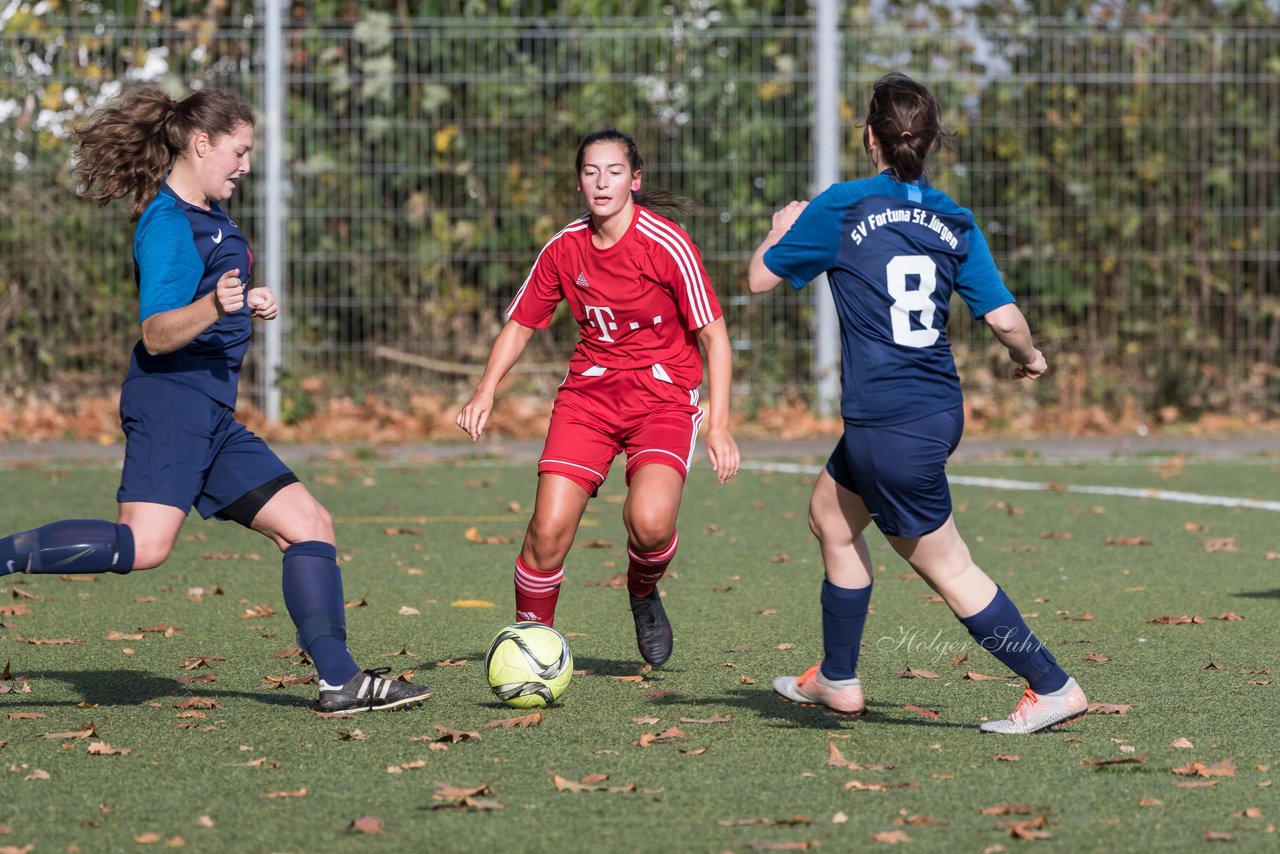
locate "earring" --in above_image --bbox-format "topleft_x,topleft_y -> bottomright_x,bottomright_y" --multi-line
631,181 -> 641,191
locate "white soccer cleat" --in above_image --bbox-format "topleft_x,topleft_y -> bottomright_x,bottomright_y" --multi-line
979,677 -> 1087,734
773,664 -> 865,716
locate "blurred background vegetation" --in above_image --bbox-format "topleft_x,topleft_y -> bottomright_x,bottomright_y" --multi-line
1,0 -> 1277,436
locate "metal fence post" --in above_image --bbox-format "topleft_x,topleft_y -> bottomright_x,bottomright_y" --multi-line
811,0 -> 842,417
260,0 -> 285,423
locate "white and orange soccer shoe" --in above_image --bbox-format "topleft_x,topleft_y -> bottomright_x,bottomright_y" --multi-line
773,664 -> 866,716
980,678 -> 1088,734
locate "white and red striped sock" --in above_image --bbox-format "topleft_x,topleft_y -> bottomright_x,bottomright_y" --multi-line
513,554 -> 563,626
626,531 -> 678,598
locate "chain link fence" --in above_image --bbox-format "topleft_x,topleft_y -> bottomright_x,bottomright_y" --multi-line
2,2 -> 1277,425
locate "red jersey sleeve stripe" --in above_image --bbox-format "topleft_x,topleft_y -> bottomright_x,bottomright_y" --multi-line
637,210 -> 717,328
506,216 -> 590,317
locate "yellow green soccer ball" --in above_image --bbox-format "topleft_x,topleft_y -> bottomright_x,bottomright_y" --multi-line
484,622 -> 573,709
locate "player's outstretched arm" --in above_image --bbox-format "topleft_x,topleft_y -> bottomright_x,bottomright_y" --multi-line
697,317 -> 740,483
747,201 -> 808,294
455,318 -> 537,441
141,268 -> 244,355
983,303 -> 1047,380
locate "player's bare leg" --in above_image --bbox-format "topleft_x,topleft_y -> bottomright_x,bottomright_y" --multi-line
774,471 -> 869,715
621,463 -> 684,666
514,474 -> 591,626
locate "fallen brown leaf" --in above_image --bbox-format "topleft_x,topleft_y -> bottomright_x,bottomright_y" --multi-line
347,815 -> 387,835
40,725 -> 96,741
1172,759 -> 1236,778
964,671 -> 1006,681
15,636 -> 82,645
1146,615 -> 1204,625
903,704 -> 939,721
1088,703 -> 1131,715
1003,816 -> 1053,840
174,698 -> 219,710
87,741 -> 131,756
1084,653 -> 1110,663
261,787 -> 308,799
1213,611 -> 1245,621
1202,537 -> 1237,553
431,725 -> 480,744
482,712 -> 542,730
981,804 -> 1035,816
386,760 -> 428,774
464,527 -> 513,545
873,830 -> 911,844
551,773 -> 636,794
991,754 -> 1020,762
1105,536 -> 1150,547
716,816 -> 811,827
677,714 -> 732,724
897,667 -> 940,679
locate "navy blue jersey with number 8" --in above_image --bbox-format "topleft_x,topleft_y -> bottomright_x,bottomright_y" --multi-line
763,171 -> 1014,426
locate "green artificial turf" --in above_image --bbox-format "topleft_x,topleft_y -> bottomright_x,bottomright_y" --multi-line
1,452 -> 1277,852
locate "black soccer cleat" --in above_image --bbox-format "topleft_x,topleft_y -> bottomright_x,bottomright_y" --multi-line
317,668 -> 431,715
629,587 -> 674,667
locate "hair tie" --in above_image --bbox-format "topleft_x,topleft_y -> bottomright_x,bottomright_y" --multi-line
900,131 -> 913,139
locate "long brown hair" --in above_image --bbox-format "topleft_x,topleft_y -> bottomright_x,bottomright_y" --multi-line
861,73 -> 953,183
73,87 -> 255,221
574,128 -> 693,219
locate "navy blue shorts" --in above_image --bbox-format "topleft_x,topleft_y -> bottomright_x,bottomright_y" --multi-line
825,406 -> 964,538
117,377 -> 294,521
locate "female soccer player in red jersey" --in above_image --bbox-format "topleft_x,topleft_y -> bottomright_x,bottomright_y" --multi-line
0,87 -> 429,715
457,129 -> 740,667
749,74 -> 1086,733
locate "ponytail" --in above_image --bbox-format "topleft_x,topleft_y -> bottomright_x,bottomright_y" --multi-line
861,73 -> 953,183
73,86 -> 254,221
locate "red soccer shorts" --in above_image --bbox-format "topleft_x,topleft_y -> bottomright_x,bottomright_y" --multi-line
538,367 -> 705,496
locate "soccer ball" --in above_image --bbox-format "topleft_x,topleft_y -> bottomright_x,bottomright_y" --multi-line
485,622 -> 573,709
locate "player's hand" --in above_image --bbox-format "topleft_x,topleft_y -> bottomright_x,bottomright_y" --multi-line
705,426 -> 740,484
214,269 -> 244,316
1013,348 -> 1047,380
770,200 -> 808,235
247,287 -> 278,320
456,389 -> 496,441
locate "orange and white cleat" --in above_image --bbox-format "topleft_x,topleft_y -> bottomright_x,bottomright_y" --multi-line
773,664 -> 866,716
980,678 -> 1088,734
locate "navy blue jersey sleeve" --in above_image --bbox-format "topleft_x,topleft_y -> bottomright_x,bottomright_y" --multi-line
135,209 -> 204,322
954,223 -> 1015,318
762,187 -> 845,289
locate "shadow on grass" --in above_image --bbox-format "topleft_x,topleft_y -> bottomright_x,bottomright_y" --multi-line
1232,588 -> 1280,600
9,668 -> 312,709
594,680 -> 975,731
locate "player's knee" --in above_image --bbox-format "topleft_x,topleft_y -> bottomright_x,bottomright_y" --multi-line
523,519 -> 571,566
626,517 -> 674,554
131,537 -> 173,570
807,502 -> 846,548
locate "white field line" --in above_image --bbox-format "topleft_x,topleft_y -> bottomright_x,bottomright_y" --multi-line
741,461 -> 1280,513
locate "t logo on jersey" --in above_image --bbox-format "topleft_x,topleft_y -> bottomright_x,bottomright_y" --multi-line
583,304 -> 619,342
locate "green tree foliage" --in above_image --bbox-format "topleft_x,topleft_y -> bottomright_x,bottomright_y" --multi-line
1,0 -> 1277,422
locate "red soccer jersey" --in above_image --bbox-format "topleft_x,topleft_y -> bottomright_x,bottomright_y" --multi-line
507,205 -> 722,390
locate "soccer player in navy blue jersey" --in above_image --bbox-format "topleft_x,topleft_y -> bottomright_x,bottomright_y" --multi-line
748,73 -> 1086,733
0,87 -> 428,715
